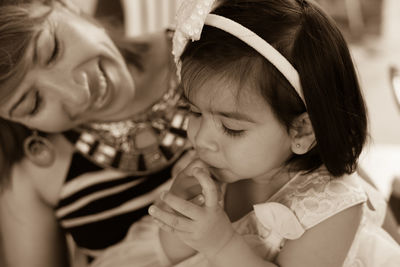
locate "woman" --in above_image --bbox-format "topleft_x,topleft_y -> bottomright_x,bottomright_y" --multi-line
0,0 -> 190,266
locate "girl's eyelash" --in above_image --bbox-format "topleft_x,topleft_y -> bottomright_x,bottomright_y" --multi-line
188,107 -> 245,138
29,91 -> 42,116
222,124 -> 245,138
188,109 -> 201,117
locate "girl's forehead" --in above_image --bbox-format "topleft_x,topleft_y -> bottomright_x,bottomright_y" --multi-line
186,75 -> 235,99
186,75 -> 261,109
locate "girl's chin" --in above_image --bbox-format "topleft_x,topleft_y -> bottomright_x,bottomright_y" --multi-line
209,168 -> 238,183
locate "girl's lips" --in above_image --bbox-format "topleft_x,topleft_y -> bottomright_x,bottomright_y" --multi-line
200,162 -> 220,181
208,167 -> 221,180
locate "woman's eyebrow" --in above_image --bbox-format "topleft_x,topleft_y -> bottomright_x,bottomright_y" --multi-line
32,29 -> 44,64
9,91 -> 29,117
6,30 -> 43,117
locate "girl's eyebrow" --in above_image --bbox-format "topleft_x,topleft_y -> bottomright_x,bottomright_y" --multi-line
182,92 -> 255,123
216,110 -> 256,123
181,93 -> 194,106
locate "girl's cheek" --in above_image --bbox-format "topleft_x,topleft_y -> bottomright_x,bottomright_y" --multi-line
187,117 -> 200,144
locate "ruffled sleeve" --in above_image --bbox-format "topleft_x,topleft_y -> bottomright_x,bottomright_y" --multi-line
254,202 -> 305,240
270,169 -> 367,230
252,202 -> 305,257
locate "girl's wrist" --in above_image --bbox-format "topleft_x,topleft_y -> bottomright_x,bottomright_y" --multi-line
204,231 -> 238,261
205,233 -> 278,267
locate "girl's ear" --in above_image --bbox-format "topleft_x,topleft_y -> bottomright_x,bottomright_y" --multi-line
289,113 -> 316,155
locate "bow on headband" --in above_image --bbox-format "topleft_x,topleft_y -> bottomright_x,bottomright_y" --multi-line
172,0 -> 305,105
172,0 -> 217,79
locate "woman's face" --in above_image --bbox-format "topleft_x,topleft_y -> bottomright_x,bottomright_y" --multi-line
0,3 -> 135,132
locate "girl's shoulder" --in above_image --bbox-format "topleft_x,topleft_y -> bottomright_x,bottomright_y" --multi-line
266,167 -> 367,230
6,134 -> 74,207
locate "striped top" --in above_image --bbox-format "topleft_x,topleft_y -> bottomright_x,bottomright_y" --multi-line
54,150 -> 181,259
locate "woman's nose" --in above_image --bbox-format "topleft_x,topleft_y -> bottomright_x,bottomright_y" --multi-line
37,63 -> 94,106
192,118 -> 219,153
39,72 -> 90,105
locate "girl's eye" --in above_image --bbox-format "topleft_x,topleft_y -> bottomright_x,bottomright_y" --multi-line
47,35 -> 59,64
188,109 -> 201,118
29,91 -> 42,116
222,124 -> 245,138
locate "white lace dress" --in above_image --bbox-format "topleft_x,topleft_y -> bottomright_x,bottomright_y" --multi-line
90,167 -> 400,267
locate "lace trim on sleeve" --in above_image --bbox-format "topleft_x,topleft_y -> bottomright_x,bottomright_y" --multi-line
271,168 -> 367,230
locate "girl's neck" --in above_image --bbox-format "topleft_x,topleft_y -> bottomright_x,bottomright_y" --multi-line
224,168 -> 294,222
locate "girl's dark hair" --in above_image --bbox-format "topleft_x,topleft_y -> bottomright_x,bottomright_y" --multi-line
181,0 -> 367,177
0,0 -> 147,185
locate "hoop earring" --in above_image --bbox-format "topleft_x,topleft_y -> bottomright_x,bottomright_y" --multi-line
24,130 -> 55,167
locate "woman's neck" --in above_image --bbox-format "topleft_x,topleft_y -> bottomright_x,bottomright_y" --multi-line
126,31 -> 174,117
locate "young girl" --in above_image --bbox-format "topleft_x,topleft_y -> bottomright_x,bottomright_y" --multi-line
148,0 -> 400,266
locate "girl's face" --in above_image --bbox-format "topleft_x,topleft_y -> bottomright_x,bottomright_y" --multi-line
0,3 -> 135,132
185,76 -> 294,184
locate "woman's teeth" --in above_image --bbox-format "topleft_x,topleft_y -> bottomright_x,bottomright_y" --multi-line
93,67 -> 108,109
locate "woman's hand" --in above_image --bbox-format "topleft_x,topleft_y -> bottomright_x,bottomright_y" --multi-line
149,167 -> 235,259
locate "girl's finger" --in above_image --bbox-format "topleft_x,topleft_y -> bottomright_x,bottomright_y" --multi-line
148,205 -> 193,232
153,218 -> 176,233
189,194 -> 205,206
161,192 -> 203,220
192,167 -> 219,207
183,158 -> 209,177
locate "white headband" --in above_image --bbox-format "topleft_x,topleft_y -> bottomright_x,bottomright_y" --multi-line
172,0 -> 305,104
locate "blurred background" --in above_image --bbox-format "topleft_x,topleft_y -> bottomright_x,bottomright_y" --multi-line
0,1 -> 398,266
73,0 -> 400,196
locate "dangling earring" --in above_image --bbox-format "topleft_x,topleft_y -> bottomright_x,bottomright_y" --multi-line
24,130 -> 55,167
296,143 -> 301,148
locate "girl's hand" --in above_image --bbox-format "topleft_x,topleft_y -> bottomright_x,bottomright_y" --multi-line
169,158 -> 207,203
149,167 -> 235,259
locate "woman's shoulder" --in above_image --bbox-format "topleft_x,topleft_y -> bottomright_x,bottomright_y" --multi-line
5,134 -> 74,207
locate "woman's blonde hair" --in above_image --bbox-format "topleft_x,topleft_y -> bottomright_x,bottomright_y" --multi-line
0,1 -> 51,186
0,0 -> 147,186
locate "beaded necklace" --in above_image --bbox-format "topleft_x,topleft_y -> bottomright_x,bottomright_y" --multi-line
64,75 -> 190,175
63,30 -> 190,175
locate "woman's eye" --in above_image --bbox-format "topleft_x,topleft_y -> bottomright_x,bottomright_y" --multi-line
47,35 -> 59,64
222,124 -> 245,138
29,91 -> 42,116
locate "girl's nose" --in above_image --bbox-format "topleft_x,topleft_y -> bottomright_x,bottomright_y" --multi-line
193,118 -> 219,153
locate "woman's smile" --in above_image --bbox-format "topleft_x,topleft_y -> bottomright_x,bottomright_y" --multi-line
0,3 -> 137,131
89,59 -> 111,111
